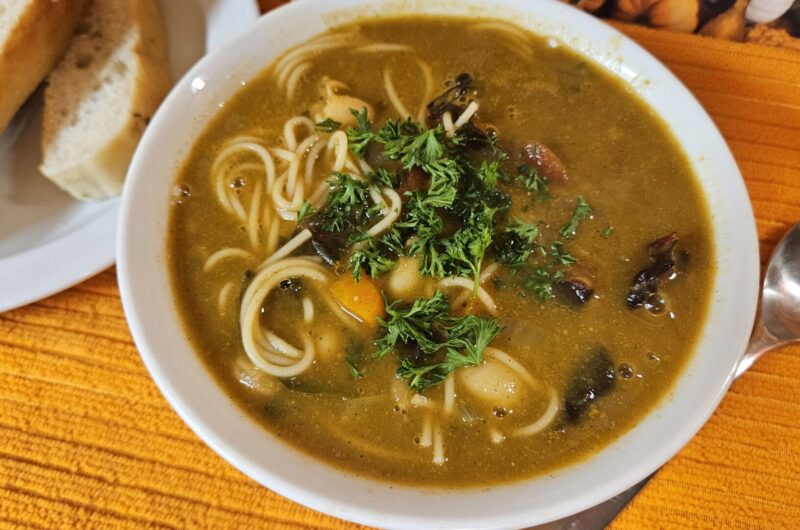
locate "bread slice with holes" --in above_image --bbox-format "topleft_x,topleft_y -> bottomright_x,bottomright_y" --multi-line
0,0 -> 89,132
40,0 -> 171,200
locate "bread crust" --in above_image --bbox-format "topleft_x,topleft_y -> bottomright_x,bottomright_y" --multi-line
0,0 -> 89,132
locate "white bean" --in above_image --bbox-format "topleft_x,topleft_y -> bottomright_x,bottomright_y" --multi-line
458,359 -> 523,408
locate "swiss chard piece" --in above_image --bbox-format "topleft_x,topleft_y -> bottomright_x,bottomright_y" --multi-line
555,278 -> 594,305
558,196 -> 593,239
425,72 -> 474,126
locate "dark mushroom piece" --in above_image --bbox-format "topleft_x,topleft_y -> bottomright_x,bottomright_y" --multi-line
302,220 -> 350,266
456,121 -> 490,149
565,347 -> 616,421
398,167 -> 431,198
555,278 -> 594,305
626,260 -> 676,309
425,72 -> 473,127
647,231 -> 678,260
626,232 -> 680,309
520,142 -> 568,183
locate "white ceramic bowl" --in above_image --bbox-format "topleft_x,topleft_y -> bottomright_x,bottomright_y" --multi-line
118,1 -> 760,528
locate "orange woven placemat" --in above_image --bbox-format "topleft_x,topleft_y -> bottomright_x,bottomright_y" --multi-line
0,22 -> 799,530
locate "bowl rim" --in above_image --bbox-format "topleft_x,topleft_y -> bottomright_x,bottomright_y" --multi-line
118,1 -> 760,528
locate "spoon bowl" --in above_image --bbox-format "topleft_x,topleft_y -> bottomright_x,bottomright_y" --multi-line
736,223 -> 800,376
761,224 -> 800,341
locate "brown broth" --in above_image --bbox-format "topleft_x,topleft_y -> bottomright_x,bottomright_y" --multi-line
168,17 -> 714,487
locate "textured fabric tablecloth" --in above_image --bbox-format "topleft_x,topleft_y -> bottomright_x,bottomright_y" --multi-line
0,20 -> 798,530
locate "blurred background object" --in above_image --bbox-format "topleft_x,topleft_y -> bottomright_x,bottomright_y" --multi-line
257,1 -> 800,47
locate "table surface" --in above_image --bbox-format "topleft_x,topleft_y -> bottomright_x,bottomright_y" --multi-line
1,15 -> 799,530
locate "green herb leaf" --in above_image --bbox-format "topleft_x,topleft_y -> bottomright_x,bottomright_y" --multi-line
369,167 -> 395,188
398,193 -> 447,277
523,267 -> 565,300
380,292 -> 502,392
477,160 -> 502,188
559,196 -> 593,239
444,204 -> 496,294
516,164 -> 550,200
346,107 -> 374,157
440,315 -> 502,371
318,172 -> 377,232
375,292 -> 450,358
349,239 -> 396,281
495,219 -> 539,266
602,225 -> 614,238
297,201 -> 315,222
346,359 -> 363,379
315,118 -> 342,133
345,343 -> 365,379
549,241 -> 576,266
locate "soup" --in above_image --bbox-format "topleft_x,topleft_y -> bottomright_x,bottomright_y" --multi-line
168,17 -> 714,486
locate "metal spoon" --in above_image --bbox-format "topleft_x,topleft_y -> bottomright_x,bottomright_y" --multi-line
533,222 -> 800,530
736,223 -> 800,375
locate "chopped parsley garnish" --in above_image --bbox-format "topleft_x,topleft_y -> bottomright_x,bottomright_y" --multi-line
496,219 -> 539,266
297,201 -> 315,222
369,167 -> 395,188
444,204 -> 496,294
346,359 -> 363,379
317,172 -> 380,232
375,292 -> 451,358
349,238 -> 396,281
341,110 -> 507,286
308,97 -> 584,316
315,118 -> 342,132
549,241 -> 576,266
346,108 -> 374,157
559,196 -> 593,239
345,343 -> 365,379
294,76 -> 616,393
602,225 -> 614,238
524,267 -> 565,300
376,292 -> 502,392
516,164 -> 550,200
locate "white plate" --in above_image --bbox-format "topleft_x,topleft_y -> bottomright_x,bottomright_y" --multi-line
0,0 -> 259,313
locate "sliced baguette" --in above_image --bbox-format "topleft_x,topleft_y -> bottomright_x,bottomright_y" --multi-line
40,0 -> 171,200
0,0 -> 89,132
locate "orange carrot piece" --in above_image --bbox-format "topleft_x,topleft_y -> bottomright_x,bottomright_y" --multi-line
330,274 -> 385,326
